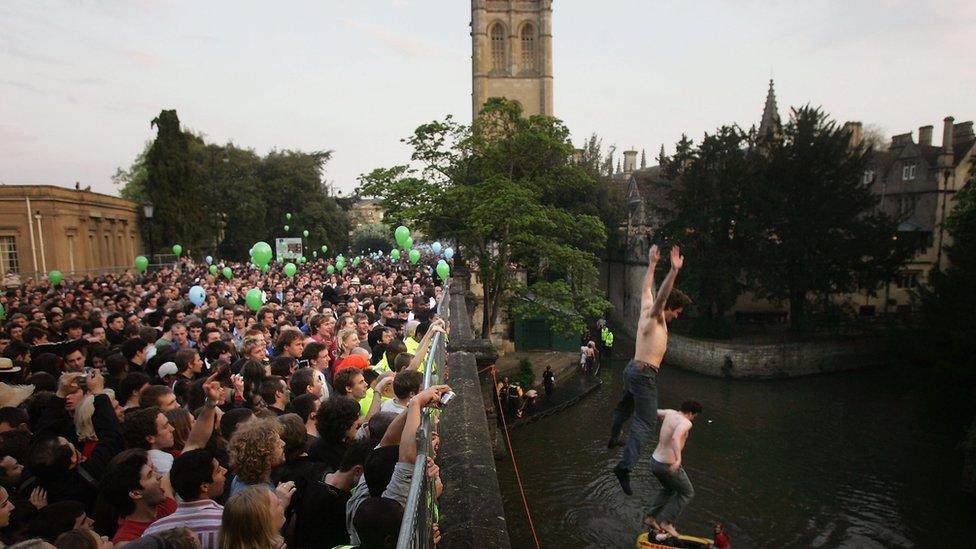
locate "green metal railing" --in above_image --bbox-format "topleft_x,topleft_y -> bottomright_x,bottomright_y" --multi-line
396,282 -> 450,549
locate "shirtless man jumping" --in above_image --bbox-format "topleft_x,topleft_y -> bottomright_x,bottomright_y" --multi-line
610,244 -> 691,496
645,401 -> 702,538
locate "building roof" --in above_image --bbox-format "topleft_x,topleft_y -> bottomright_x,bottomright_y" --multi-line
0,184 -> 138,210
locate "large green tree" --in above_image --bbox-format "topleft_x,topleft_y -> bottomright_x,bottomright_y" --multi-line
358,98 -> 610,336
751,106 -> 915,329
116,110 -> 349,261
656,127 -> 760,337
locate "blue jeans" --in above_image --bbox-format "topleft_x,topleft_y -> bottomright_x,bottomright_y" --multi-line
611,360 -> 658,471
648,457 -> 695,523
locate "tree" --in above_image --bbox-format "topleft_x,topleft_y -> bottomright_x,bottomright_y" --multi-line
656,126 -> 760,337
350,223 -> 395,255
358,98 -> 610,336
751,106 -> 915,329
116,111 -> 348,261
144,110 -> 209,253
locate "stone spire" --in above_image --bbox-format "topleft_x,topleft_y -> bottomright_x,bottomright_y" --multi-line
640,149 -> 647,169
758,79 -> 782,142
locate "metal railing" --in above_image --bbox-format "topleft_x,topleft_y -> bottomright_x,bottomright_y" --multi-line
397,281 -> 451,549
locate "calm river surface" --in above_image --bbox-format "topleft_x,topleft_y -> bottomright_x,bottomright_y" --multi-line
497,348 -> 975,548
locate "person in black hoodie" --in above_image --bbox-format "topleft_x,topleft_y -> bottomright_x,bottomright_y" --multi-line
22,369 -> 124,513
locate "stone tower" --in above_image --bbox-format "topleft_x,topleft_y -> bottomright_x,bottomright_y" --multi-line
471,0 -> 553,119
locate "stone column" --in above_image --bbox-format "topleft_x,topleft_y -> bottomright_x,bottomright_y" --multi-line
539,0 -> 554,116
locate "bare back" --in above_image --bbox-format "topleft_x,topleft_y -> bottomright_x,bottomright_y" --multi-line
634,311 -> 668,368
652,410 -> 691,464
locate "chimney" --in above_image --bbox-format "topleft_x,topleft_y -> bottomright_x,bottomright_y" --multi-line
943,116 -> 955,151
918,125 -> 933,147
843,121 -> 863,148
623,150 -> 638,173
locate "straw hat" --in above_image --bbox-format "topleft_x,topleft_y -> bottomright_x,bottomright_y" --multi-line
0,357 -> 21,374
0,381 -> 34,408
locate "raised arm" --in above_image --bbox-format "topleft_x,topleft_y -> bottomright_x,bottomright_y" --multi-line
640,245 -> 661,313
649,246 -> 684,318
406,320 -> 446,372
399,385 -> 450,464
184,376 -> 223,451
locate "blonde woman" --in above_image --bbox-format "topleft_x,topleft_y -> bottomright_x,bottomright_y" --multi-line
332,327 -> 360,371
218,485 -> 289,549
73,388 -> 120,459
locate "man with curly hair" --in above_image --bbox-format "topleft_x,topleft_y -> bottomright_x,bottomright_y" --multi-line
227,417 -> 286,496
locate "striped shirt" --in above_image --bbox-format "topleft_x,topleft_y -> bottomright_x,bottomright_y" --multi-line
143,499 -> 224,549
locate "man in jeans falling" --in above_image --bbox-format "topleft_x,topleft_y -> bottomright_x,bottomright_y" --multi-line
608,245 -> 690,496
646,400 -> 702,538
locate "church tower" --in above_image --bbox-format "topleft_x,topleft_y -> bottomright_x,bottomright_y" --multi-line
471,0 -> 553,119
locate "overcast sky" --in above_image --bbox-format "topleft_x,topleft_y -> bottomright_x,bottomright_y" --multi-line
2,0 -> 974,197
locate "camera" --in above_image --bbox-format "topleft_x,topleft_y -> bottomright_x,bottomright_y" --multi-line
76,367 -> 94,389
439,391 -> 456,406
296,359 -> 310,368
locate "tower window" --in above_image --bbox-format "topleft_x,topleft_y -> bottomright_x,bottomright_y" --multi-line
520,23 -> 536,73
490,23 -> 506,74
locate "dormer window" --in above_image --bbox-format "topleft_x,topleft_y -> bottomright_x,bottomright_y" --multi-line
902,164 -> 916,181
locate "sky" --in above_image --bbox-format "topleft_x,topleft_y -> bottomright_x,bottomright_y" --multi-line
2,0 -> 975,197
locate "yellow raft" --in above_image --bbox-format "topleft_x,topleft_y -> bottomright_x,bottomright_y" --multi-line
636,531 -> 713,549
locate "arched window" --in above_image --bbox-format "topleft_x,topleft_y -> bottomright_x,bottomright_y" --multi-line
520,23 -> 536,73
490,23 -> 506,73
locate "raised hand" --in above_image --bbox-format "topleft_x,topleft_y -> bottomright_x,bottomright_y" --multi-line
670,245 -> 684,271
649,245 -> 661,265
275,480 -> 296,508
29,486 -> 48,509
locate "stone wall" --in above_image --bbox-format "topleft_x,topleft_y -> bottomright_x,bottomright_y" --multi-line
666,333 -> 889,379
438,278 -> 510,548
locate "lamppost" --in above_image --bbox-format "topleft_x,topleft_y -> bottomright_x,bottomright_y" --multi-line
143,201 -> 155,266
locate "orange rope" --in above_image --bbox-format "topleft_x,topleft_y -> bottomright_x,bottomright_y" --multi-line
488,365 -> 542,549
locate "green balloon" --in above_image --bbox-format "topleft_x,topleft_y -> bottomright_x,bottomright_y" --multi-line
251,242 -> 273,266
222,267 -> 233,280
302,230 -> 309,238
321,245 -> 328,253
409,249 -> 420,264
245,288 -> 263,311
283,225 -> 290,232
352,256 -> 361,267
284,263 -> 297,277
209,265 -> 218,275
0,303 -> 5,321
299,256 -> 307,264
436,261 -> 450,281
395,225 -> 410,246
48,270 -> 63,285
335,258 -> 345,269
172,244 -> 182,256
312,251 -> 317,258
261,264 -> 269,273
286,212 -> 292,220
327,265 -> 335,274
134,255 -> 148,273
390,249 -> 400,261
403,236 -> 414,251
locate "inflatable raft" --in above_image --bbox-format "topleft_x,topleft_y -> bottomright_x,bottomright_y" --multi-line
636,531 -> 714,549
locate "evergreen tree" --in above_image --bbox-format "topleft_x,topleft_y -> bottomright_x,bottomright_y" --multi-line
751,106 -> 914,329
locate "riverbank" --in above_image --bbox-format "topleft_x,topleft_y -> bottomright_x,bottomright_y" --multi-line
494,350 -> 603,429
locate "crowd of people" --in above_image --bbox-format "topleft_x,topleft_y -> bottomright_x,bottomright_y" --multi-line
0,254 -> 451,549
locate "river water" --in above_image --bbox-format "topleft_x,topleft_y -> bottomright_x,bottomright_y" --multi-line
497,347 -> 975,548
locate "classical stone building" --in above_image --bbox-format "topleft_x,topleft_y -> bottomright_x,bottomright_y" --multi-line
471,0 -> 553,118
0,185 -> 143,278
346,198 -> 385,231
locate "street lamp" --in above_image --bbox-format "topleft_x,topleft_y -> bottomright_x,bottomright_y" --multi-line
142,201 -> 155,265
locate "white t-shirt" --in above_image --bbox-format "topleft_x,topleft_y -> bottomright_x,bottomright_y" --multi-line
380,399 -> 407,414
